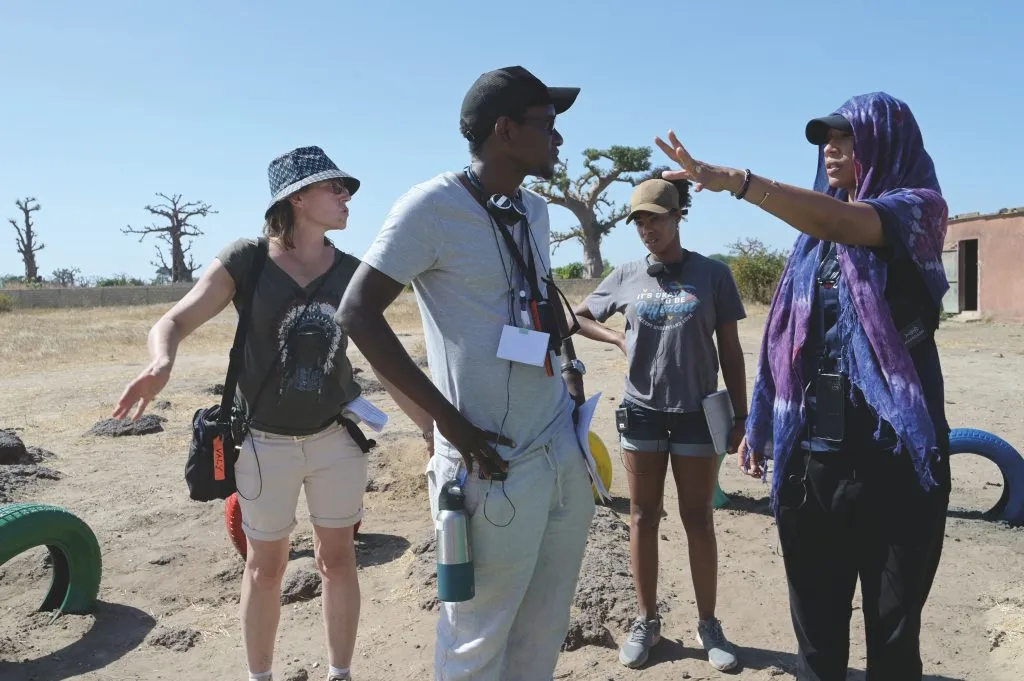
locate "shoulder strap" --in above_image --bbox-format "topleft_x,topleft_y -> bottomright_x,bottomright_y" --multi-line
218,238 -> 269,422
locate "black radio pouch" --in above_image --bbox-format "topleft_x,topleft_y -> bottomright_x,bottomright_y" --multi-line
814,372 -> 847,443
615,406 -> 630,434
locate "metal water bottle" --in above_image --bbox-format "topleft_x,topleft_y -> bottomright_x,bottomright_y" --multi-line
436,479 -> 474,602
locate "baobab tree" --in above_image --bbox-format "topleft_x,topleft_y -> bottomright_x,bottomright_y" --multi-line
8,197 -> 44,282
529,146 -> 665,278
123,193 -> 217,283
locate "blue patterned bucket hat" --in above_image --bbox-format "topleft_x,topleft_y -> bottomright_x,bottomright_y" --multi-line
265,146 -> 360,214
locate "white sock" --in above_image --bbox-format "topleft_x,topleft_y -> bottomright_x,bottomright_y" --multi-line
249,671 -> 272,681
328,665 -> 350,678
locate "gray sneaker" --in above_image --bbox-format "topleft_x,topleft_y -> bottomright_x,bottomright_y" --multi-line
327,673 -> 351,681
696,617 -> 738,671
618,615 -> 662,668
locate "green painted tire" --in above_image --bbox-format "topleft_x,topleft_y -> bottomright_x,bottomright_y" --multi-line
0,503 -> 102,614
713,453 -> 730,509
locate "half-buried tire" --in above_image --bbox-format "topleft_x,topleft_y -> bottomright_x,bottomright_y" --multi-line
224,493 -> 362,560
0,503 -> 102,614
948,428 -> 1024,526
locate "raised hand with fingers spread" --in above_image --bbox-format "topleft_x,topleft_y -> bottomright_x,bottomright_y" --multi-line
654,131 -> 745,195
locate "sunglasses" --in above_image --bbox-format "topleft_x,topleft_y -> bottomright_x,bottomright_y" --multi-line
309,179 -> 352,195
518,115 -> 557,135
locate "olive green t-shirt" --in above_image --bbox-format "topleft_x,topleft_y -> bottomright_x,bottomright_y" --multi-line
216,237 -> 362,436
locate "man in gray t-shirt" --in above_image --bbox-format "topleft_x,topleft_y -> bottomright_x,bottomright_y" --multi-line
586,253 -> 746,413
337,66 -> 595,681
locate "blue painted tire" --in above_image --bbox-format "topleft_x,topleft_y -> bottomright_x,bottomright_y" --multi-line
948,428 -> 1024,526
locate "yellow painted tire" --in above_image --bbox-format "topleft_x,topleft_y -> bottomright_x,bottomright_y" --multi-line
588,431 -> 613,503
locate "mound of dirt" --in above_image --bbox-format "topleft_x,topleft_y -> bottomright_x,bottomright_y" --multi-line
281,568 -> 322,604
563,505 -> 672,651
0,429 -> 27,464
205,383 -> 225,396
0,431 -> 62,503
355,373 -> 385,395
87,415 -> 166,437
407,534 -> 441,612
148,627 -> 201,652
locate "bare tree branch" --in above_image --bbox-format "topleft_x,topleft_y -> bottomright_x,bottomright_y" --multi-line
550,227 -> 584,253
528,145 -> 654,277
123,192 -> 217,283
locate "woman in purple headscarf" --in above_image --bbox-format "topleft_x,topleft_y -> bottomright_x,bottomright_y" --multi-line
655,92 -> 951,680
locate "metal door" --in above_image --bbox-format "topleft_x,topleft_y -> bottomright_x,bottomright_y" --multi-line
941,248 -> 959,314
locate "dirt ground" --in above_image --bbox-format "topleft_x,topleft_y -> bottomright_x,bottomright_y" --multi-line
0,296 -> 1022,681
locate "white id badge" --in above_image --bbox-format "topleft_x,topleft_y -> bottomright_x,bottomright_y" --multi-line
496,325 -> 550,367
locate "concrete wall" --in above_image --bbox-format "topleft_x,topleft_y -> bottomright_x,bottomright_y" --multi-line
1,283 -> 195,309
943,212 -> 1024,321
552,278 -> 603,302
1,279 -> 606,311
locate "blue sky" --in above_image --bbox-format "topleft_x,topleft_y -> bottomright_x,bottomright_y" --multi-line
1,0 -> 1021,282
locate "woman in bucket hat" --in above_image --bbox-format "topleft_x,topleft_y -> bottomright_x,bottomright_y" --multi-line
114,146 -> 405,681
572,177 -> 747,672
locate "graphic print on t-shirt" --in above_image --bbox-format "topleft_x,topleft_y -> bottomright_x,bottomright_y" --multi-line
634,279 -> 701,331
276,297 -> 341,397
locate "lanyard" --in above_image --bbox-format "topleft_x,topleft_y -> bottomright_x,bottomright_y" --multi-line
494,220 -> 544,304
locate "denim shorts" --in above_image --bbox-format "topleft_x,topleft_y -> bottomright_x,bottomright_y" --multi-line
619,399 -> 716,457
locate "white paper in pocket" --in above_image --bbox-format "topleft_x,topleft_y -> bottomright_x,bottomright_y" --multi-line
496,325 -> 550,367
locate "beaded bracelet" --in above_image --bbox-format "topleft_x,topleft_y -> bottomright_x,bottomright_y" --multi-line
734,169 -> 752,200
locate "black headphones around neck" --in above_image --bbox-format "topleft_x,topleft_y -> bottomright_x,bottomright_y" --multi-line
646,251 -> 690,277
464,165 -> 528,226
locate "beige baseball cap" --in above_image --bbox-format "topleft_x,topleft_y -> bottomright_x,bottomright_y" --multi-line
625,179 -> 680,224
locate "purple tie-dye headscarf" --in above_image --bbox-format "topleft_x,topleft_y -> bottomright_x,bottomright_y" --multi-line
745,92 -> 950,515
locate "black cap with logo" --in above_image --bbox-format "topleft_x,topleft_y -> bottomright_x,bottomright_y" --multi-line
460,66 -> 579,142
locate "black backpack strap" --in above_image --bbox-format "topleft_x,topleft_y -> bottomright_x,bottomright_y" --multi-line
218,238 -> 269,423
338,415 -> 377,453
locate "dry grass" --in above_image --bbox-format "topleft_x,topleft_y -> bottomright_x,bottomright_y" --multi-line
0,293 -> 426,375
0,293 -> 763,375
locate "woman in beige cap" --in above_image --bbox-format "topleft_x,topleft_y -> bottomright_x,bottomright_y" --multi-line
573,178 -> 747,672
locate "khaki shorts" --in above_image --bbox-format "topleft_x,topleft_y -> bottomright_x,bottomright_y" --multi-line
234,421 -> 368,541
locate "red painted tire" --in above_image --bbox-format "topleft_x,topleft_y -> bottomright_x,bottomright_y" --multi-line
224,493 -> 247,558
224,494 -> 362,559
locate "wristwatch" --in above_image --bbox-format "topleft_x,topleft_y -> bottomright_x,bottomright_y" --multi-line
561,358 -> 586,376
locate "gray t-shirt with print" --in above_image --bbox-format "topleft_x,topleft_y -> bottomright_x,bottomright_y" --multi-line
216,238 -> 362,436
585,253 -> 746,413
351,171 -> 573,462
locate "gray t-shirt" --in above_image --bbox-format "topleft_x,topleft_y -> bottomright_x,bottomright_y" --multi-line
216,238 -> 362,436
585,253 -> 746,413
356,171 -> 573,461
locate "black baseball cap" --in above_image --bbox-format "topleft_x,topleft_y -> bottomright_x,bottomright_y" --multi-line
805,114 -> 853,145
459,66 -> 580,142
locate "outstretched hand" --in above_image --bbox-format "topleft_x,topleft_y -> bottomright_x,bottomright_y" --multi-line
654,131 -> 739,194
112,360 -> 172,420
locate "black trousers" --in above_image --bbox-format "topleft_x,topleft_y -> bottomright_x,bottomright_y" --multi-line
776,443 -> 950,681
